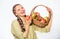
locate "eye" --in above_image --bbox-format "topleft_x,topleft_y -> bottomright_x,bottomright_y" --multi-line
21,7 -> 23,9
18,9 -> 20,11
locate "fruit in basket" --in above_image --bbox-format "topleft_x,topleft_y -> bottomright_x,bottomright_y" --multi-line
44,16 -> 49,23
31,12 -> 46,25
35,12 -> 40,16
40,18 -> 45,24
35,17 -> 38,20
34,12 -> 41,21
31,12 -> 36,19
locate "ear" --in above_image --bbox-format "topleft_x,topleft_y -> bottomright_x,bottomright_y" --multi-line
15,13 -> 18,17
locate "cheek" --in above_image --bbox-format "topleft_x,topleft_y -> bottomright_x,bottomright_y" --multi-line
20,10 -> 25,14
15,9 -> 25,15
22,10 -> 25,13
15,11 -> 21,15
17,10 -> 21,13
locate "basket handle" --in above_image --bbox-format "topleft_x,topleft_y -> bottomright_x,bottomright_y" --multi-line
31,5 -> 53,20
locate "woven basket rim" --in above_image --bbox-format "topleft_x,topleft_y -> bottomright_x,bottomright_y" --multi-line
30,5 -> 52,20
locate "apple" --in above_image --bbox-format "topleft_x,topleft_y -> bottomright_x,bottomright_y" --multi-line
38,17 -> 42,21
34,12 -> 41,21
40,18 -> 45,24
35,12 -> 40,16
26,15 -> 30,20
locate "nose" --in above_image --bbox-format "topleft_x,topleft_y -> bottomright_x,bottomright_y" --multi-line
22,9 -> 25,13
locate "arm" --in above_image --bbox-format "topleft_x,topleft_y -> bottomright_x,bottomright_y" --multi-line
24,16 -> 32,38
24,25 -> 29,38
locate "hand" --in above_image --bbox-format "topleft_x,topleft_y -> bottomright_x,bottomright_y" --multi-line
26,15 -> 32,26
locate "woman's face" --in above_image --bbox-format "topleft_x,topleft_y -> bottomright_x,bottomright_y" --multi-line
15,5 -> 25,16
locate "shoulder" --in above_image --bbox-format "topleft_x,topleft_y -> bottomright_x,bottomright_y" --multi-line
11,19 -> 18,26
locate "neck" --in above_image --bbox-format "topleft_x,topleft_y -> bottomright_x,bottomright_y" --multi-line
18,15 -> 26,24
18,15 -> 25,20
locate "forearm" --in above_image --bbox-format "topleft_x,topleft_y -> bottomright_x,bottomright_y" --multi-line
24,25 -> 29,38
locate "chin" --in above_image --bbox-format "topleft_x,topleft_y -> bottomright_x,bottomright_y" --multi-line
21,14 -> 26,16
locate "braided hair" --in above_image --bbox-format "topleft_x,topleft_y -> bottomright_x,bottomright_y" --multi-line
17,16 -> 26,32
13,4 -> 26,32
12,4 -> 32,32
17,15 -> 32,32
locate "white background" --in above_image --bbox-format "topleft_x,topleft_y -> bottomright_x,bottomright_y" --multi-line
0,0 -> 60,39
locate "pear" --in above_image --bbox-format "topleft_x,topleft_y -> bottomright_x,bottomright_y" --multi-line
31,12 -> 36,19
44,16 -> 49,23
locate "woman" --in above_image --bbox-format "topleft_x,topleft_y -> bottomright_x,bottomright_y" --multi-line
11,4 -> 37,39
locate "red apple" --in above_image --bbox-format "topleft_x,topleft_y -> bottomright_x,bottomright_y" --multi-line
35,12 -> 40,16
40,18 -> 45,24
26,15 -> 31,20
34,12 -> 41,21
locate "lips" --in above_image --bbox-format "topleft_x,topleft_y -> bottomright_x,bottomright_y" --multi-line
20,10 -> 25,14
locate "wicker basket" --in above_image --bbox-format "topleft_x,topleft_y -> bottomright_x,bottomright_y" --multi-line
30,5 -> 52,28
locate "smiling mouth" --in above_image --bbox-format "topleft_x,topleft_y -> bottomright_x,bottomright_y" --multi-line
20,12 -> 25,15
21,10 -> 25,14
21,12 -> 25,15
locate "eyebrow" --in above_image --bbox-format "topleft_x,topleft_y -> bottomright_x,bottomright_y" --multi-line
21,7 -> 24,9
